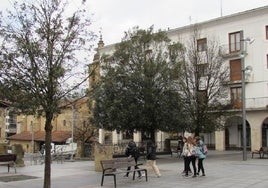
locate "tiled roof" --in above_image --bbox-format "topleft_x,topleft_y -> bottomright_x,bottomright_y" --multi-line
8,131 -> 71,143
52,131 -> 72,143
8,131 -> 32,141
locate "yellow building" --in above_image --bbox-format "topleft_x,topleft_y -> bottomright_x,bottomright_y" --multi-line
7,97 -> 92,154
0,100 -> 10,143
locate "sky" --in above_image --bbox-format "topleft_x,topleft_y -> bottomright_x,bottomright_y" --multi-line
84,0 -> 268,46
1,0 -> 268,46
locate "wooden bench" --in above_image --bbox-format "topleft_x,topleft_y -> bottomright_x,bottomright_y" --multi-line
252,147 -> 268,158
0,154 -> 17,173
100,157 -> 147,188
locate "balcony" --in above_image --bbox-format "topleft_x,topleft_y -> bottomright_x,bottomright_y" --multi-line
246,97 -> 268,110
220,43 -> 243,59
229,97 -> 268,110
5,123 -> 17,134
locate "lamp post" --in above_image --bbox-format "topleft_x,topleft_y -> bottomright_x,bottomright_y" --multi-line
31,121 -> 34,153
70,105 -> 75,161
240,37 -> 254,161
65,97 -> 75,161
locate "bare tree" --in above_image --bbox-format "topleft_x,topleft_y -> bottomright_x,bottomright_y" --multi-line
0,1 -> 95,187
75,120 -> 98,157
177,26 -> 231,135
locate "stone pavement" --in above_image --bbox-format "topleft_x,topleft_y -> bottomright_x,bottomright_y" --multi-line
0,150 -> 268,188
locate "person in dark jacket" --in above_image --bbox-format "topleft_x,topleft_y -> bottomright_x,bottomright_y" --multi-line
146,140 -> 161,177
124,141 -> 142,178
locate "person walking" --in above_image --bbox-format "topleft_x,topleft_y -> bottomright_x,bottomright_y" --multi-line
146,140 -> 161,178
124,141 -> 142,178
196,137 -> 206,176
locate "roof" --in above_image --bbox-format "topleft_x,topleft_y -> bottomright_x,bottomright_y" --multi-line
8,131 -> 72,143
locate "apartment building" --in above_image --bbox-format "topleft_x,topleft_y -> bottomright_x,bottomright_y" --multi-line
92,5 -> 268,151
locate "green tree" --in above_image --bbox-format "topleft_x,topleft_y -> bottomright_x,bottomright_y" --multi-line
90,26 -> 186,142
0,1 -> 94,187
178,26 -> 231,135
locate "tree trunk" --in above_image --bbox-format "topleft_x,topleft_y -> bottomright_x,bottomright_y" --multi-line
150,129 -> 155,142
43,113 -> 53,188
81,141 -> 85,157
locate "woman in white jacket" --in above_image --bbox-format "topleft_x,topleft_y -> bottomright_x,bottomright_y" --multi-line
182,136 -> 197,177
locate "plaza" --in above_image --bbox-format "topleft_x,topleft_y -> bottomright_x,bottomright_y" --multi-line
0,150 -> 267,188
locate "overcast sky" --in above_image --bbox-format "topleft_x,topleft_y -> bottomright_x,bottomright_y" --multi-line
1,0 -> 268,46
85,0 -> 268,46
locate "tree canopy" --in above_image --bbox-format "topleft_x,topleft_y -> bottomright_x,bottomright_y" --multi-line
90,26 -> 187,141
0,0 -> 95,187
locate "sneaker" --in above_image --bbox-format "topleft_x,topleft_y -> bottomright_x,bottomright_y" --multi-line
181,170 -> 186,174
196,172 -> 199,176
157,175 -> 161,178
137,175 -> 142,179
182,174 -> 189,177
123,175 -> 128,178
192,175 -> 197,178
202,174 -> 206,176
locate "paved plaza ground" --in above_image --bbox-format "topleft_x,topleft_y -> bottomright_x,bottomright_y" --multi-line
0,150 -> 267,188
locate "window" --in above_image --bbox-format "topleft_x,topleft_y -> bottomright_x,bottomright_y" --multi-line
83,121 -> 86,128
197,90 -> 207,105
122,130 -> 133,140
231,87 -> 242,108
266,25 -> 268,40
197,63 -> 208,77
230,59 -> 241,81
229,31 -> 241,53
197,38 -> 207,52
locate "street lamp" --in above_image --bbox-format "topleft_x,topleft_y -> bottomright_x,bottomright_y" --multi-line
70,105 -> 75,161
64,97 -> 76,161
240,37 -> 254,161
31,121 -> 34,153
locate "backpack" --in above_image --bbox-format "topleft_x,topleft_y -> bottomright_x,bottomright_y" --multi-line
125,141 -> 137,157
191,146 -> 201,157
202,144 -> 208,154
131,147 -> 140,159
125,147 -> 131,156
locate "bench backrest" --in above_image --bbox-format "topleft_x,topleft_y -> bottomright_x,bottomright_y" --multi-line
101,158 -> 136,170
0,154 -> 17,162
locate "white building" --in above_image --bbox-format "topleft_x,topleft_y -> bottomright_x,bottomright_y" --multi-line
92,5 -> 268,151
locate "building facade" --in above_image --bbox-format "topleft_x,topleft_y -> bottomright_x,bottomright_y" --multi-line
6,98 -> 91,153
92,6 -> 268,151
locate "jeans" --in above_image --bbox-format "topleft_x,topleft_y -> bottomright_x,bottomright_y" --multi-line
185,156 -> 197,175
198,158 -> 205,175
